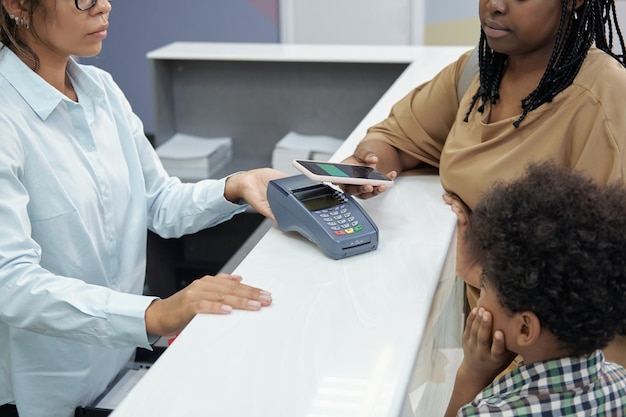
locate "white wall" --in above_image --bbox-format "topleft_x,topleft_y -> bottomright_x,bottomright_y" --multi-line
280,0 -> 425,44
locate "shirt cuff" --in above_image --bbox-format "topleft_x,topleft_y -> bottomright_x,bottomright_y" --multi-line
107,291 -> 159,349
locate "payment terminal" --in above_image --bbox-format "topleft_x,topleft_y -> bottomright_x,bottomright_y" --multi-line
267,175 -> 379,260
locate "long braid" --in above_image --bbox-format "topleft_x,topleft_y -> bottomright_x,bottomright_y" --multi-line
465,0 -> 626,128
595,0 -> 626,62
514,0 -> 580,127
464,33 -> 506,122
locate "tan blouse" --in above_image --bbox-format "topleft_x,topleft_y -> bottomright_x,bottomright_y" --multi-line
362,48 -> 626,209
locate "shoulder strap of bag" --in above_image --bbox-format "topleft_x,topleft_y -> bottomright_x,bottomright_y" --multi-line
457,47 -> 479,104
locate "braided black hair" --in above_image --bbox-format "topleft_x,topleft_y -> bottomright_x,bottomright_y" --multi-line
464,0 -> 626,128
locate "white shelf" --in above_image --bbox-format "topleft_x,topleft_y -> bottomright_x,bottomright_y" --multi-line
147,41 -> 428,64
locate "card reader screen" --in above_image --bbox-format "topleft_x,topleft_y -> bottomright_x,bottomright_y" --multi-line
301,195 -> 338,211
292,185 -> 338,211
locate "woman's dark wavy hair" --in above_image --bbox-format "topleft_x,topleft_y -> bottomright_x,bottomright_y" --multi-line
0,0 -> 45,71
464,0 -> 626,128
467,161 -> 626,357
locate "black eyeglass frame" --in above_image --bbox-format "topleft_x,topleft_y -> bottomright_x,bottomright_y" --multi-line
74,0 -> 98,11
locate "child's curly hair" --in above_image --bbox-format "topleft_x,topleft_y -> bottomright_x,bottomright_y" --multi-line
467,161 -> 626,357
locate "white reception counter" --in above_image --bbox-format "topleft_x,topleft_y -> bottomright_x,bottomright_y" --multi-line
110,43 -> 471,417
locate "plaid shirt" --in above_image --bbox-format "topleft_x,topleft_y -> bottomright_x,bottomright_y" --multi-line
458,350 -> 626,416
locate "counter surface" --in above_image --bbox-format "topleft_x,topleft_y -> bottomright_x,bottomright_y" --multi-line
111,175 -> 456,417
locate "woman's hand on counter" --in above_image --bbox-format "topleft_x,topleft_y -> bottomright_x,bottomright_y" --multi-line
145,273 -> 272,337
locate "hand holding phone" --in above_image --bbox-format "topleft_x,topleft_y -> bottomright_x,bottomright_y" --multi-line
292,159 -> 394,187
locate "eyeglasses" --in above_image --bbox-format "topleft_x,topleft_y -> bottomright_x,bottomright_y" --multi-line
74,0 -> 98,11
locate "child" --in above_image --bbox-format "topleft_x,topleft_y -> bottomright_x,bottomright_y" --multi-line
444,161 -> 626,416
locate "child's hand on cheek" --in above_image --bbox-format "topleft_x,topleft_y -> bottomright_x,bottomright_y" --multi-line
460,307 -> 517,386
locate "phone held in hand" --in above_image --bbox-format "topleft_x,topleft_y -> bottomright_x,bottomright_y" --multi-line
292,160 -> 394,187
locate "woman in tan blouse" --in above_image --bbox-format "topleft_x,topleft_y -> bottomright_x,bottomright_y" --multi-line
342,0 -> 626,367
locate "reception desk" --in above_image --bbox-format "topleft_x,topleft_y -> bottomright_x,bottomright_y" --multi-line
110,43 -> 471,417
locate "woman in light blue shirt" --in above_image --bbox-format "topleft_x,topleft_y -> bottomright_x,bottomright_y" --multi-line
0,0 -> 284,415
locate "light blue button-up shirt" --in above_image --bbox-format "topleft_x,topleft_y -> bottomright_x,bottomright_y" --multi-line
0,45 -> 247,416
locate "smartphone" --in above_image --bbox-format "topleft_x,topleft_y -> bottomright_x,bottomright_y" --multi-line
292,159 -> 394,187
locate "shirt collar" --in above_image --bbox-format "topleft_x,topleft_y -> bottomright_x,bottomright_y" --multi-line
0,44 -> 104,121
489,350 -> 604,396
